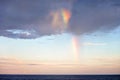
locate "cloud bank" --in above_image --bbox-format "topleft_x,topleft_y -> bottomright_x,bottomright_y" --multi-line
0,0 -> 120,39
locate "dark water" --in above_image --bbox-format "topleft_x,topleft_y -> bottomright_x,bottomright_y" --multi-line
0,75 -> 120,80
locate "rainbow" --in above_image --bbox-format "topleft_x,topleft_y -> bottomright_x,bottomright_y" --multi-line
61,9 -> 71,27
72,36 -> 80,62
51,8 -> 80,62
61,9 -> 80,62
51,8 -> 71,31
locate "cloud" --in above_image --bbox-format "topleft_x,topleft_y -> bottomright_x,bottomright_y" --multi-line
0,57 -> 25,65
69,0 -> 120,35
83,42 -> 107,46
0,57 -> 44,67
0,57 -> 82,67
0,57 -> 120,74
0,0 -> 120,39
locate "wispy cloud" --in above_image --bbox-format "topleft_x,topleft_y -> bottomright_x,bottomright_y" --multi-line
83,42 -> 107,46
0,57 -> 120,74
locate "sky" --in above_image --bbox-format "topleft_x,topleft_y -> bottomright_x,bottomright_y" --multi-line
0,0 -> 120,74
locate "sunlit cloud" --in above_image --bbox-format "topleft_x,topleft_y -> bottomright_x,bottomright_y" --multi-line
0,57 -> 120,74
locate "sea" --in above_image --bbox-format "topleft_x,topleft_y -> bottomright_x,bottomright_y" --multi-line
0,75 -> 120,80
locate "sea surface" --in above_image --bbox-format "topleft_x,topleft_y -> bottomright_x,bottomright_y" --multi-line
0,75 -> 120,80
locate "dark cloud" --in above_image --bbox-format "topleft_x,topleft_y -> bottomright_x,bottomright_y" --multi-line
69,0 -> 120,35
0,0 -> 120,39
0,0 -> 54,39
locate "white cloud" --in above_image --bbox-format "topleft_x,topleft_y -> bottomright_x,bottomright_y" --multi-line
83,42 -> 107,46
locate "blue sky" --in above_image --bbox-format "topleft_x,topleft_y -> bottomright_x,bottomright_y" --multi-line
0,26 -> 120,74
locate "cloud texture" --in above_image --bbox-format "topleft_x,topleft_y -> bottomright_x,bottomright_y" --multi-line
0,0 -> 120,39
